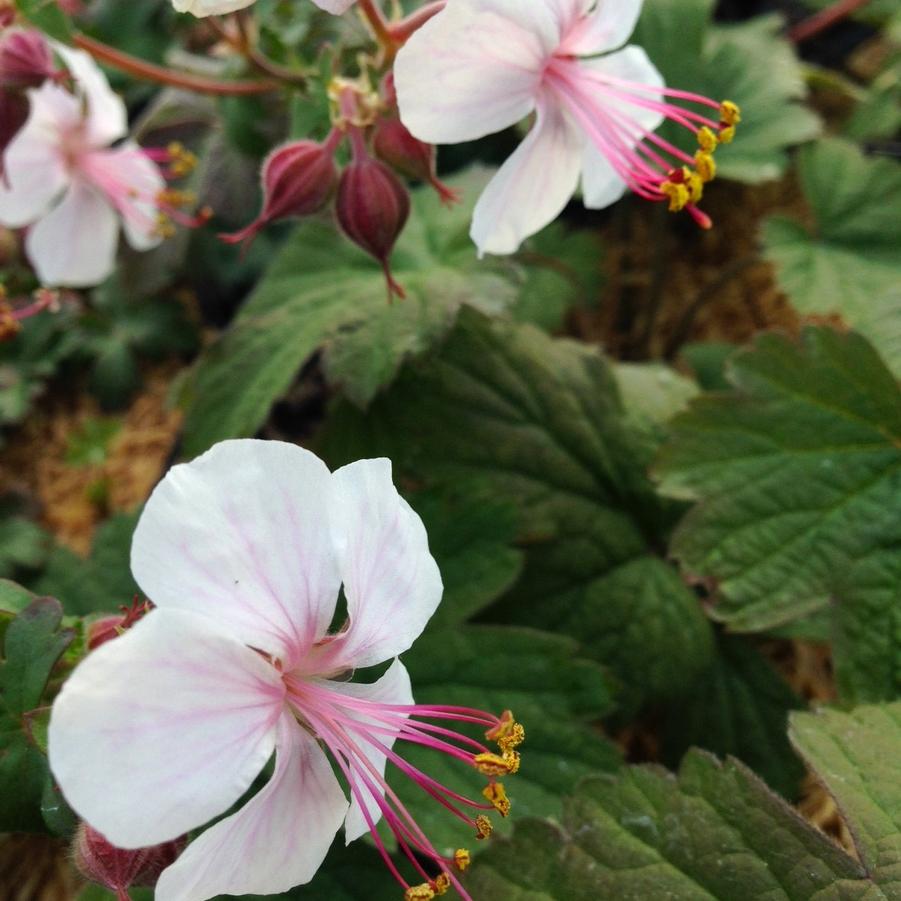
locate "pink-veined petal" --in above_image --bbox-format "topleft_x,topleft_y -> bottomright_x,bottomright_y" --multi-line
131,439 -> 342,665
0,84 -> 73,226
53,43 -> 127,147
394,0 -> 555,144
470,96 -> 583,255
319,659 -> 414,843
321,459 -> 442,671
171,0 -> 256,15
82,143 -> 165,251
559,0 -> 645,56
48,609 -> 284,849
155,714 -> 347,901
25,179 -> 120,287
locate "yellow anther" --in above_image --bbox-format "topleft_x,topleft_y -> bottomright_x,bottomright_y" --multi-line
474,752 -> 517,776
660,180 -> 689,213
167,142 -> 198,178
152,212 -> 177,239
719,100 -> 741,126
404,884 -> 435,901
485,710 -> 515,743
454,849 -> 471,871
434,874 -> 451,895
684,169 -> 704,204
475,815 -> 493,840
694,150 -> 716,183
718,125 -> 735,144
696,126 -> 718,153
498,722 -> 525,753
483,781 -> 511,817
503,749 -> 520,774
157,188 -> 196,208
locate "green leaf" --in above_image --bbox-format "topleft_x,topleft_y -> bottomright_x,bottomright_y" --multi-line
790,702 -> 901,894
514,222 -> 604,331
395,626 -> 619,853
635,1 -> 820,183
415,487 -> 523,628
0,597 -> 74,834
659,328 -> 901,700
662,634 -> 805,799
468,750 -> 874,899
181,168 -> 518,455
656,327 -> 901,644
762,139 -> 901,375
29,512 -> 140,616
0,597 -> 73,717
320,311 -> 714,710
15,0 -> 72,41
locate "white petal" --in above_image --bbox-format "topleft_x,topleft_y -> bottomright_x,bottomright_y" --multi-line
171,0 -> 256,15
560,0 -> 645,55
26,180 -> 120,287
394,0 -> 555,144
131,439 -> 342,665
325,459 -> 442,670
581,142 -> 627,209
85,144 -> 165,251
48,609 -> 284,849
53,43 -> 127,146
155,715 -> 347,901
471,97 -> 583,255
0,86 -> 72,226
321,659 -> 414,843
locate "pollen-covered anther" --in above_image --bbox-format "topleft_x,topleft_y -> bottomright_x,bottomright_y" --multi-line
694,150 -> 716,183
474,751 -> 517,777
157,188 -> 196,208
152,212 -> 177,239
499,722 -> 525,753
166,142 -> 198,178
453,849 -> 471,872
660,179 -> 689,213
483,781 -> 511,817
434,873 -> 451,896
404,884 -> 435,901
475,815 -> 493,840
717,100 -> 741,144
684,169 -> 704,204
696,126 -> 718,154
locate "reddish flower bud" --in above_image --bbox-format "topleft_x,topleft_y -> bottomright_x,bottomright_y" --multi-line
0,28 -> 58,90
73,823 -> 184,900
336,157 -> 410,300
373,116 -> 459,206
86,597 -> 152,650
220,139 -> 338,248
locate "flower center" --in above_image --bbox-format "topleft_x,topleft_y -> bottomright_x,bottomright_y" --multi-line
283,673 -> 524,901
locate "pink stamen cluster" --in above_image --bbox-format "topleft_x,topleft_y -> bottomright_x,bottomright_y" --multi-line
285,674 -> 523,901
546,57 -> 741,228
0,286 -> 59,339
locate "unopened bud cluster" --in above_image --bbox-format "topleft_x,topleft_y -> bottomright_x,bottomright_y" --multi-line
223,74 -> 456,300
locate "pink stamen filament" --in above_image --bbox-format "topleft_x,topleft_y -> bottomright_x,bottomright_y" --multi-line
307,709 -> 473,900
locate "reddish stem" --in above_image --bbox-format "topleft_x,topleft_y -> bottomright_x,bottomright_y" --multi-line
388,1 -> 446,43
788,0 -> 871,43
73,33 -> 279,95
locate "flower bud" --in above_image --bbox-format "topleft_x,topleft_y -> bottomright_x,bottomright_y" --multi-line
220,139 -> 337,248
86,597 -> 151,650
73,823 -> 184,899
336,157 -> 410,300
0,28 -> 58,90
373,116 -> 459,206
